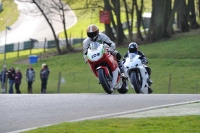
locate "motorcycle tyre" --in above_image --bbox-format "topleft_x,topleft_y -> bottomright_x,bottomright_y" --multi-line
117,78 -> 128,94
130,71 -> 141,94
98,69 -> 113,94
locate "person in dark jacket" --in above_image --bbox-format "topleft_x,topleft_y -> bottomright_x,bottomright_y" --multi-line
123,42 -> 153,93
26,65 -> 35,94
0,65 -> 8,93
7,66 -> 15,94
40,64 -> 50,94
14,68 -> 22,94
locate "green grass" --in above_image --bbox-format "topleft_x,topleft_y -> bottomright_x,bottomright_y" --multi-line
22,115 -> 200,133
2,31 -> 200,94
0,0 -> 19,31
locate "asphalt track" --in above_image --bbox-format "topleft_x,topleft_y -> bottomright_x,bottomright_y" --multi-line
0,94 -> 199,133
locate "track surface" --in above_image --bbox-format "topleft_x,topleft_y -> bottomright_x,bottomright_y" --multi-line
0,94 -> 199,133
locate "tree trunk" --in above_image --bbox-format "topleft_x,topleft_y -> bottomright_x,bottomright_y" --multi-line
177,0 -> 190,32
111,0 -> 126,45
163,0 -> 171,37
103,0 -> 116,41
123,0 -> 132,42
134,0 -> 144,41
147,0 -> 165,42
188,0 -> 199,29
167,0 -> 179,36
33,0 -> 61,54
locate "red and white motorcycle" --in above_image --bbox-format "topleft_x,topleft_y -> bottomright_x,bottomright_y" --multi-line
86,42 -> 128,94
123,53 -> 150,94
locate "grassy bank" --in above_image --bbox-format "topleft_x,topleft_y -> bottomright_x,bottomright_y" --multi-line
2,30 -> 200,94
22,115 -> 200,133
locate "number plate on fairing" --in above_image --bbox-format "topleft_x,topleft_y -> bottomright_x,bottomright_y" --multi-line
87,44 -> 104,62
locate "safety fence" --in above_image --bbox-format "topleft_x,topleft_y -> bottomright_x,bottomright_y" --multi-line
0,37 -> 83,54
1,71 -> 199,94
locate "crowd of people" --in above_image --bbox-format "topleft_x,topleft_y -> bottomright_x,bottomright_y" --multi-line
0,63 -> 50,94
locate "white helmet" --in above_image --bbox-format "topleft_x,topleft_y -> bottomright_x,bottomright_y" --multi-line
86,24 -> 99,41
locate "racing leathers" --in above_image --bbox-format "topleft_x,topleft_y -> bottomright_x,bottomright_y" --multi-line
82,32 -> 125,73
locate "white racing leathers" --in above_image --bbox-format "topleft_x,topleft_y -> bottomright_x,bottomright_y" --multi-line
83,33 -> 115,62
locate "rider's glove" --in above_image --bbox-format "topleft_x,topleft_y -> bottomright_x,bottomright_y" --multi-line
142,59 -> 147,65
107,47 -> 115,53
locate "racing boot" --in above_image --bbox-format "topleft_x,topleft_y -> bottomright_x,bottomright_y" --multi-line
148,86 -> 153,94
117,61 -> 126,77
147,77 -> 153,85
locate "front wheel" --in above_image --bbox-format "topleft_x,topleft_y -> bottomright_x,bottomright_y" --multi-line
130,71 -> 142,94
98,69 -> 113,94
117,78 -> 128,94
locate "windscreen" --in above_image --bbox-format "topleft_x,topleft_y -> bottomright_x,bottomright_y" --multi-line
89,42 -> 100,50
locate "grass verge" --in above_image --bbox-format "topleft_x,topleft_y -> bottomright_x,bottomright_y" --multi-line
22,115 -> 200,133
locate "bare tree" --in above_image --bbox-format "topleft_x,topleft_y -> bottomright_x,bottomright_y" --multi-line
123,0 -> 134,42
50,0 -> 74,52
17,0 -> 75,54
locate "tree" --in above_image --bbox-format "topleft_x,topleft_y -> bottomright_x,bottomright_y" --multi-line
123,0 -> 134,42
134,0 -> 144,41
51,0 -> 74,52
188,0 -> 199,29
147,0 -> 166,42
103,0 -> 116,41
17,0 -> 76,54
177,0 -> 190,32
111,0 -> 126,45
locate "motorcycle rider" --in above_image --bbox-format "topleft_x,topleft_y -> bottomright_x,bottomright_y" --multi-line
82,24 -> 125,74
123,42 -> 153,93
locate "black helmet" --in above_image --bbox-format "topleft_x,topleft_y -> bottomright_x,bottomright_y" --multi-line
128,42 -> 138,53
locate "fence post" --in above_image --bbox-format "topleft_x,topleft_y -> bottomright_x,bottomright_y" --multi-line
57,71 -> 61,93
168,74 -> 172,94
44,38 -> 46,53
17,42 -> 19,57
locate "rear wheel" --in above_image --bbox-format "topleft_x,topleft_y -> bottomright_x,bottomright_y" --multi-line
130,71 -> 142,94
98,69 -> 113,94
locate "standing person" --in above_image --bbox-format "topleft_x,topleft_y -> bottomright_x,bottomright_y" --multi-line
40,64 -> 50,94
26,65 -> 35,94
7,66 -> 15,94
0,65 -> 8,93
82,24 -> 125,74
14,68 -> 22,94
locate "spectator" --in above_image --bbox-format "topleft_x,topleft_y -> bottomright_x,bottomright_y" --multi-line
14,68 -> 22,94
8,66 -> 15,94
40,64 -> 50,93
0,65 -> 8,93
26,65 -> 35,94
